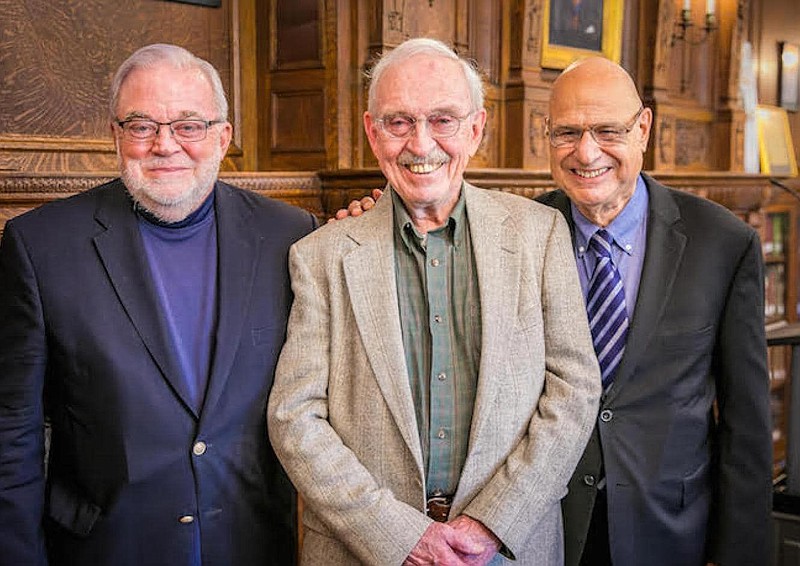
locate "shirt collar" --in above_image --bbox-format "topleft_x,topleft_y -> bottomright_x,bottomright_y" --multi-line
571,175 -> 648,258
392,184 -> 467,253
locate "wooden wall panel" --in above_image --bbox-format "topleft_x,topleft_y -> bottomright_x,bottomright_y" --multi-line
270,91 -> 326,152
260,0 -> 328,170
0,0 -> 248,173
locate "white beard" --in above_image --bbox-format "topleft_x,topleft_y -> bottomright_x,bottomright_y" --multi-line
120,144 -> 222,223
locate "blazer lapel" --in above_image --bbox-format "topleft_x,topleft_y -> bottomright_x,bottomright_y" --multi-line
461,185 -> 519,467
605,176 -> 686,402
200,183 -> 259,419
342,193 -> 424,471
92,181 -> 196,414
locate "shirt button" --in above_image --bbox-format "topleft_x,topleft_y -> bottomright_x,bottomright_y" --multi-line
599,409 -> 613,423
583,475 -> 596,486
179,515 -> 195,524
433,314 -> 442,323
192,441 -> 207,456
437,372 -> 447,381
437,429 -> 447,439
431,258 -> 440,267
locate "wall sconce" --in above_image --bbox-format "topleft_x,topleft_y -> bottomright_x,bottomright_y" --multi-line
671,0 -> 717,46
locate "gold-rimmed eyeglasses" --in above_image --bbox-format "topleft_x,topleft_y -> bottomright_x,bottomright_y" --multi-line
546,107 -> 645,148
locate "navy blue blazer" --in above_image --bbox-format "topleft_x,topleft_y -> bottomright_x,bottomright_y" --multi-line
0,179 -> 316,566
538,174 -> 772,566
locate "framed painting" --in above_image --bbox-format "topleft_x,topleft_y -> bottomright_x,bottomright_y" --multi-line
541,0 -> 624,70
756,105 -> 798,176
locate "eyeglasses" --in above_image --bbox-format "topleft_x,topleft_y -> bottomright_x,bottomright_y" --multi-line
115,118 -> 225,143
547,107 -> 645,148
376,112 -> 474,139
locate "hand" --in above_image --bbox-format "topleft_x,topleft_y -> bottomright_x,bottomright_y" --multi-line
328,188 -> 384,222
448,515 -> 501,566
403,521 -> 485,566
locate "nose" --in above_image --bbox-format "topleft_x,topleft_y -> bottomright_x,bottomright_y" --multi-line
405,119 -> 438,154
150,124 -> 182,155
572,128 -> 603,162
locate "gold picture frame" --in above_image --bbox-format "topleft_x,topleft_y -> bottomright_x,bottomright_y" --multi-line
756,105 -> 798,176
541,0 -> 624,70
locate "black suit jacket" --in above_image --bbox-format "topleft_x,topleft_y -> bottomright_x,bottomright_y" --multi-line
0,179 -> 317,566
538,174 -> 772,566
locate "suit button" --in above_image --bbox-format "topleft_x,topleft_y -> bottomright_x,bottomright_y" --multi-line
599,409 -> 613,422
192,441 -> 207,456
179,515 -> 195,524
583,475 -> 596,486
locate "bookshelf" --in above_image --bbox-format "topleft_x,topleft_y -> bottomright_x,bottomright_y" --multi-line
764,204 -> 799,481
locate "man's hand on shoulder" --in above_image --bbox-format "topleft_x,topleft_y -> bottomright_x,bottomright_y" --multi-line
328,188 -> 384,223
403,521 -> 485,566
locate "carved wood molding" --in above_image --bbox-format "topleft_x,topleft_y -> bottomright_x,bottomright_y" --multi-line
318,167 -> 780,214
0,171 -> 323,230
0,169 -> 783,232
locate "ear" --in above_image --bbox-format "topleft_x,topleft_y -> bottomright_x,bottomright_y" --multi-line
218,121 -> 233,158
111,122 -> 122,155
467,108 -> 487,157
363,111 -> 382,157
636,107 -> 653,153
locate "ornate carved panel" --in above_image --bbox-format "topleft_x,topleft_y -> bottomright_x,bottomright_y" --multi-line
674,119 -> 711,169
0,0 -> 237,173
527,104 -> 549,168
522,0 -> 545,69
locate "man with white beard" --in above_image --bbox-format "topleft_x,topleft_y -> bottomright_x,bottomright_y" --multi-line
0,44 -> 316,566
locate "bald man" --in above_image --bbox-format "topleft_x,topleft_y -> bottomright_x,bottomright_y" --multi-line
537,57 -> 771,566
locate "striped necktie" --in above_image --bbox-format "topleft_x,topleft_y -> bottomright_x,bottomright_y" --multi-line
586,229 -> 629,387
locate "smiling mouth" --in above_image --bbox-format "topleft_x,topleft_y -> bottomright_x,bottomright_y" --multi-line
405,162 -> 444,174
572,167 -> 610,179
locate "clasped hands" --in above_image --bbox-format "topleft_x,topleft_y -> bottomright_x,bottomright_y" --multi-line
403,515 -> 501,566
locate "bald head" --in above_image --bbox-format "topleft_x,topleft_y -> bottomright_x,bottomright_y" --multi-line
550,57 -> 642,115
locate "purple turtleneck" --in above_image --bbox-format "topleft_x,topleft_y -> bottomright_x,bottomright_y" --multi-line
137,190 -> 218,412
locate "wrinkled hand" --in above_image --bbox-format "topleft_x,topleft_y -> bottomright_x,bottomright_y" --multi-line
328,188 -> 384,222
448,515 -> 501,566
403,521 -> 485,566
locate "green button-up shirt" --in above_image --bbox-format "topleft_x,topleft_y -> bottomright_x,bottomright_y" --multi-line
391,186 -> 481,497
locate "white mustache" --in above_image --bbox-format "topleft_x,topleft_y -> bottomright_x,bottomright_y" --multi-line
396,147 -> 450,166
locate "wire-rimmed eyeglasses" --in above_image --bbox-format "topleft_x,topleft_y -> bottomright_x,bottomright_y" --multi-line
546,107 -> 645,148
376,112 -> 474,139
115,118 -> 225,143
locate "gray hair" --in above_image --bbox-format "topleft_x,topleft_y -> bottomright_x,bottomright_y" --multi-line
366,38 -> 484,115
109,43 -> 228,121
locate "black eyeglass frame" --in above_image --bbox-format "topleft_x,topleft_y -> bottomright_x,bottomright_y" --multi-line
115,118 -> 226,142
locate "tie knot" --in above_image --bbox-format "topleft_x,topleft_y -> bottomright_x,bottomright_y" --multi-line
589,229 -> 613,258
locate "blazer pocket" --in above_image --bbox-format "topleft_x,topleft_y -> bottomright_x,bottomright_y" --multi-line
47,478 -> 102,537
652,324 -> 714,353
681,460 -> 711,508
